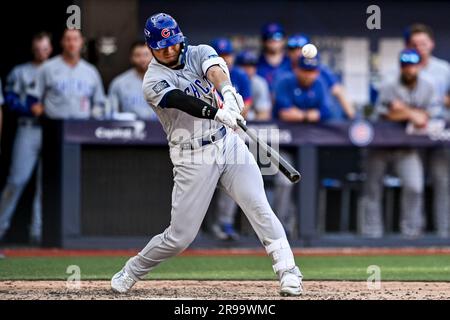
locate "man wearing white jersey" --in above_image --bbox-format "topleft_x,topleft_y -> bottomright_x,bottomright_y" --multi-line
111,13 -> 303,297
405,23 -> 450,238
30,29 -> 106,120
108,41 -> 157,120
0,32 -> 52,244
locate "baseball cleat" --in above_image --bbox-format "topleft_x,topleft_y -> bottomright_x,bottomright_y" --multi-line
111,268 -> 136,293
279,266 -> 303,297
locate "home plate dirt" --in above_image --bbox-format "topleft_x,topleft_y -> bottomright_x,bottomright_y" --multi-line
1,281 -> 450,300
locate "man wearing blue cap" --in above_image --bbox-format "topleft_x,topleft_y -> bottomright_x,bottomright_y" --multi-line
274,33 -> 355,120
361,49 -> 435,239
274,55 -> 332,122
257,23 -> 291,91
272,55 -> 333,234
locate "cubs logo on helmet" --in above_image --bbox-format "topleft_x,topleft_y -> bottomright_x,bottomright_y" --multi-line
161,28 -> 171,39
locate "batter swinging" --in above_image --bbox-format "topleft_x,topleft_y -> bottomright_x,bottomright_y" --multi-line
111,12 -> 303,297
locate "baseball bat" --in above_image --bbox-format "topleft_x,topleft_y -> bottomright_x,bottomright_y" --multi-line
237,120 -> 301,184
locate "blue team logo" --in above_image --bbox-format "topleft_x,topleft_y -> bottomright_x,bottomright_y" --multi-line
348,120 -> 374,146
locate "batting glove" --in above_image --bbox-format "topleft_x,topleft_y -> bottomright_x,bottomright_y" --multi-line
221,84 -> 245,114
215,108 -> 245,130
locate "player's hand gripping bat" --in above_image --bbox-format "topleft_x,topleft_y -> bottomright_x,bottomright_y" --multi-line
237,120 -> 301,184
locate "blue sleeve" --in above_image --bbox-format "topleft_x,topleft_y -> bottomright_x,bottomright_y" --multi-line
274,78 -> 294,111
5,92 -> 34,116
233,68 -> 252,101
272,70 -> 292,94
316,82 -> 333,121
320,65 -> 339,88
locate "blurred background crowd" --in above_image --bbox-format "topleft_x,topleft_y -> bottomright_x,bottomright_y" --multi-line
0,0 -> 449,247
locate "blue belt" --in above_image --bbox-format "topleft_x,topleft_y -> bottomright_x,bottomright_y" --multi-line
180,126 -> 227,150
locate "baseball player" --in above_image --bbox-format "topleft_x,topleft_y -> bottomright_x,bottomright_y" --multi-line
29,29 -> 106,120
405,23 -> 450,238
108,41 -> 157,120
257,23 -> 291,91
274,55 -> 333,122
272,55 -> 334,236
235,50 -> 272,121
274,33 -> 355,120
111,13 -> 303,296
361,49 -> 434,238
0,32 -> 53,244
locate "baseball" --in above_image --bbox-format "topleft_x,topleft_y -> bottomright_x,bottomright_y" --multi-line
302,43 -> 318,58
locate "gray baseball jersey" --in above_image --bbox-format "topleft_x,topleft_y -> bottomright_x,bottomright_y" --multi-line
247,74 -> 272,120
419,56 -> 450,118
5,62 -> 40,111
375,76 -> 435,118
30,55 -> 106,119
143,45 -> 223,147
108,69 -> 157,120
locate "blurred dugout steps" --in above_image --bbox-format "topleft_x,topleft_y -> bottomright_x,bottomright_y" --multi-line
317,173 -> 365,235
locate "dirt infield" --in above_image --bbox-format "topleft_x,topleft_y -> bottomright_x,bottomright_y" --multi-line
1,280 -> 450,300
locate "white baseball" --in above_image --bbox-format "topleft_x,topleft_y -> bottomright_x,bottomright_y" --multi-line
302,44 -> 318,58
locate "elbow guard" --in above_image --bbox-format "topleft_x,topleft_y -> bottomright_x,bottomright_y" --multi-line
201,56 -> 230,78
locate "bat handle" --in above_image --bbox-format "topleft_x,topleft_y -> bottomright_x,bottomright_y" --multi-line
237,120 -> 247,132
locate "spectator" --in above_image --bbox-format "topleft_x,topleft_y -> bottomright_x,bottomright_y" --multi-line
0,32 -> 53,245
361,49 -> 434,239
272,55 -> 334,236
235,50 -> 272,120
108,41 -> 157,120
405,23 -> 450,238
257,23 -> 291,91
29,29 -> 106,120
275,33 -> 355,120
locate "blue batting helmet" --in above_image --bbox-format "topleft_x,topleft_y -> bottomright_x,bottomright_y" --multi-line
144,13 -> 184,50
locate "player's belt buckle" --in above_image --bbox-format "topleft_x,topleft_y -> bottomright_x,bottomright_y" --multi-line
204,126 -> 226,147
